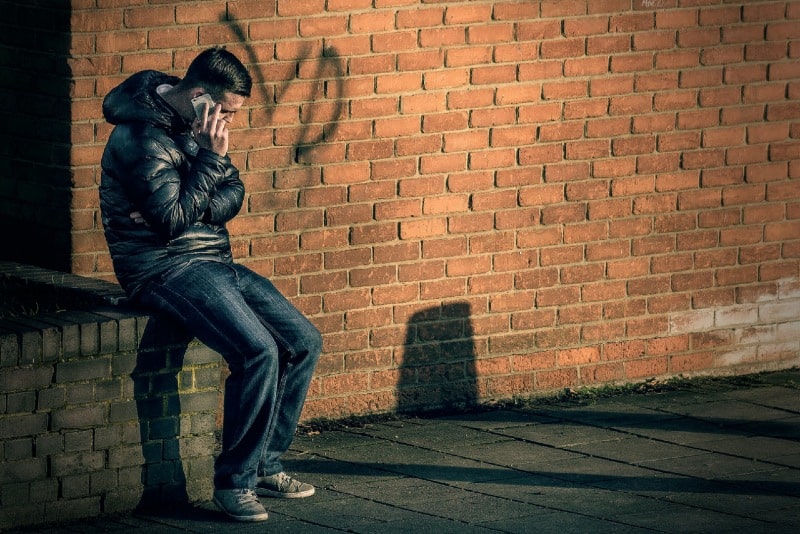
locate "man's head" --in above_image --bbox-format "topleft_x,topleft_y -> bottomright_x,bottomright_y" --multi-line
168,47 -> 252,125
183,47 -> 252,100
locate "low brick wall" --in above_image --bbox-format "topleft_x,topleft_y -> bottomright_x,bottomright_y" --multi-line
0,262 -> 223,529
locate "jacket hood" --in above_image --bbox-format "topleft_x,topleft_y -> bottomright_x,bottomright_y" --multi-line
102,70 -> 187,132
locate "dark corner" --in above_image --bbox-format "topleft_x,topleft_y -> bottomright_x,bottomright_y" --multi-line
0,1 -> 73,271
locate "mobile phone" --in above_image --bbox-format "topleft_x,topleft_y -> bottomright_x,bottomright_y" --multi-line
191,93 -> 215,119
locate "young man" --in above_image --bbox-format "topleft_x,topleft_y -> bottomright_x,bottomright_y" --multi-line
99,47 -> 321,522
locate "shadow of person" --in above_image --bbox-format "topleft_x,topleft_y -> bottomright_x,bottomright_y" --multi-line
399,302 -> 478,414
131,315 -> 194,510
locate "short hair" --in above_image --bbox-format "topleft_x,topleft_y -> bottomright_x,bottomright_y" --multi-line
183,47 -> 252,98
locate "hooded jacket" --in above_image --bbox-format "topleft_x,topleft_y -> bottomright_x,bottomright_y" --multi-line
100,70 -> 244,298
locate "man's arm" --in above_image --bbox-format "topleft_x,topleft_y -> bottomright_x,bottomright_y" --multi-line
203,168 -> 245,224
193,102 -> 243,224
108,124 -> 227,239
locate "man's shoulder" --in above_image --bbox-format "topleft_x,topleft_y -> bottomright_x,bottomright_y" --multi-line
109,121 -> 173,145
105,122 -> 181,165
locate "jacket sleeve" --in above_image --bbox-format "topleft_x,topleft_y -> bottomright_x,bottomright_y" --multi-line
110,124 -> 229,239
203,166 -> 244,225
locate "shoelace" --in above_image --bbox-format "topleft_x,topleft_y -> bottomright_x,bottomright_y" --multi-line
234,489 -> 260,504
275,473 -> 298,491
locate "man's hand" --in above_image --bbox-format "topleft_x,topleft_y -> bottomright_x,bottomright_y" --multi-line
130,211 -> 149,226
193,102 -> 229,156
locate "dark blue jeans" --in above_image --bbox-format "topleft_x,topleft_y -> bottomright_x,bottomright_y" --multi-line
136,261 -> 321,490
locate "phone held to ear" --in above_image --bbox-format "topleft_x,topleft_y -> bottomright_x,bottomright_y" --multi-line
191,93 -> 215,119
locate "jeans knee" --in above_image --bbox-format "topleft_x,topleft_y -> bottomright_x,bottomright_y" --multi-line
305,326 -> 323,359
237,343 -> 279,376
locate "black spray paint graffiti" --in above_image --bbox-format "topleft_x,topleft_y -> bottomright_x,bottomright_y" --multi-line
225,16 -> 346,164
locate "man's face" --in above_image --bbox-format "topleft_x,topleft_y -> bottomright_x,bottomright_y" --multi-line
215,92 -> 246,125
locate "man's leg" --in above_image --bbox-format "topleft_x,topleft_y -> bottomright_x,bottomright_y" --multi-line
231,265 -> 322,489
136,262 -> 281,492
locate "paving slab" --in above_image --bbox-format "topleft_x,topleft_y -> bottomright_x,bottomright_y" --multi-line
565,436 -> 709,464
5,369 -> 800,533
614,505 -> 772,533
697,433 -> 800,457
497,419 -> 634,447
614,415 -> 756,444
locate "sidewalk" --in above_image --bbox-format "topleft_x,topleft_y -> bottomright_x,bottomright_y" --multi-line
9,369 -> 800,533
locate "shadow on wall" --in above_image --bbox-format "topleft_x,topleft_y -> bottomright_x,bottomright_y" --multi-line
400,302 -> 479,413
0,1 -> 72,271
132,318 -> 194,509
226,15 -> 345,164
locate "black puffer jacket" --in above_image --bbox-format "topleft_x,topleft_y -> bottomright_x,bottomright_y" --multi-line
100,70 -> 244,298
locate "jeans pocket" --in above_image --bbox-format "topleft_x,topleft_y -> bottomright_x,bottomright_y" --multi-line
159,259 -> 198,284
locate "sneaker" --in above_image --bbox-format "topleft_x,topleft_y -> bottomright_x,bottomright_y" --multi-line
213,488 -> 269,522
255,472 -> 315,498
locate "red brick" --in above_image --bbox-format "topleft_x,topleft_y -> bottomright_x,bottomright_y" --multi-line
518,59 -> 563,81
611,54 -> 654,74
588,34 -> 630,55
442,130 -> 489,152
495,42 -> 540,64
541,37 -> 585,60
612,136 -> 656,156
467,23 -> 514,44
445,46 -> 492,67
625,357 -> 669,379
565,15 -> 610,37
543,80 -> 588,100
724,64 -> 767,85
350,54 -> 395,75
701,126 -> 745,148
495,208 -> 540,230
423,69 -> 470,90
540,121 -> 583,142
512,351 -> 556,373
541,0 -> 586,17
742,84 -> 786,104
375,73 -> 422,94
565,139 -> 611,160
767,21 -> 800,40
564,100 -> 608,121
536,367 -> 580,390
540,245 -> 583,270
560,303 -> 603,325
518,102 -> 562,124
468,149 -> 516,170
765,221 -> 800,242
419,27 -> 465,48
717,101 -> 759,124
374,117 -> 421,138
558,346 -> 601,367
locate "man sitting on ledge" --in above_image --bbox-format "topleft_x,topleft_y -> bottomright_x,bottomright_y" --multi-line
99,47 -> 321,522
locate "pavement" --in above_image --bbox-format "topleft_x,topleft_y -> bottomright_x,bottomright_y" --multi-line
8,369 -> 800,533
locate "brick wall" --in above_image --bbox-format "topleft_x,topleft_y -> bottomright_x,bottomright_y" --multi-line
6,1 -> 800,419
0,262 -> 222,529
1,1 -> 799,526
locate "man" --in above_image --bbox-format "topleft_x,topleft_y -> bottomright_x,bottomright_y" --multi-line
99,47 -> 321,522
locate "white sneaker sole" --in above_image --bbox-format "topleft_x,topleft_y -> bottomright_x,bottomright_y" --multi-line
213,497 -> 269,522
255,486 -> 315,499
